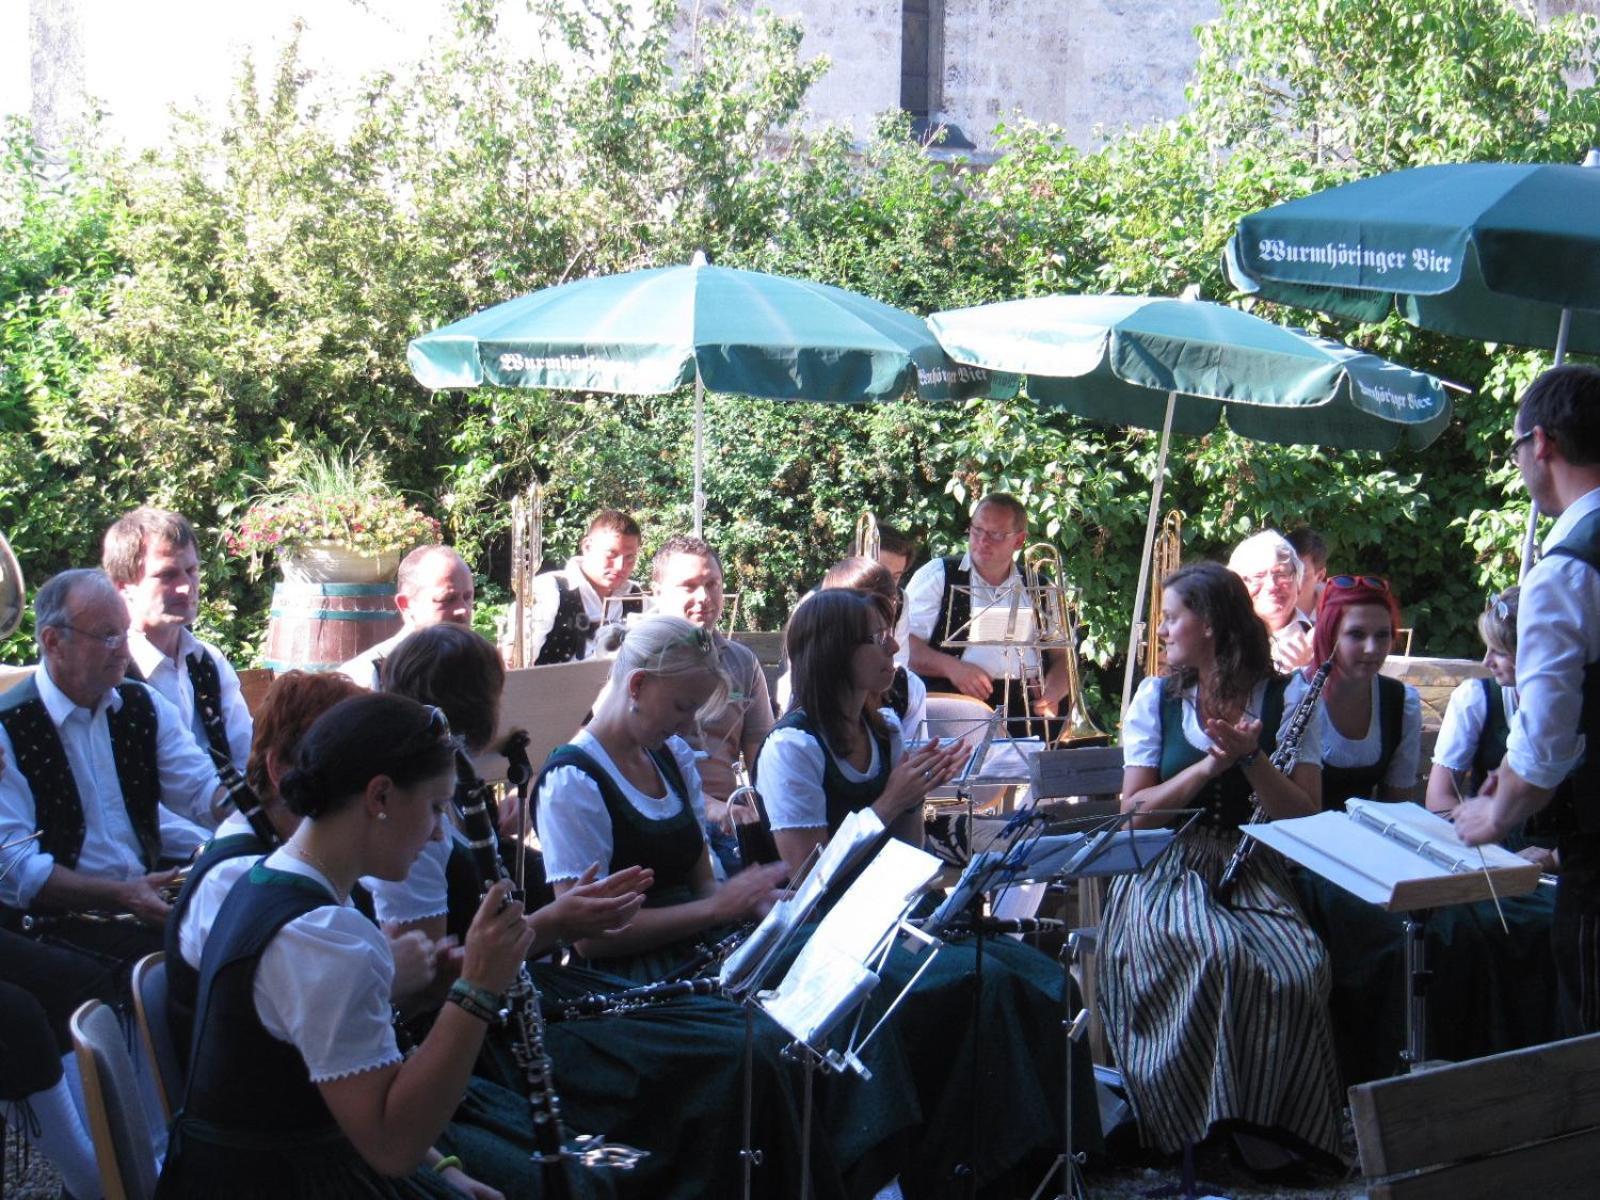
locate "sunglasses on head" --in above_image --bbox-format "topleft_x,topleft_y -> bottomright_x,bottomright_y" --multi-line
1492,598 -> 1515,623
1327,574 -> 1390,593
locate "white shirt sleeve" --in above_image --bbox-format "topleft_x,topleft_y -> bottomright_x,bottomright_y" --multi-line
1432,679 -> 1489,773
364,834 -> 452,925
210,647 -> 255,774
147,685 -> 222,828
0,722 -> 51,907
178,853 -> 258,968
1383,683 -> 1423,789
1507,552 -> 1600,788
526,572 -> 562,663
254,906 -> 402,1083
903,558 -> 948,642
536,764 -> 614,883
665,736 -> 710,828
755,727 -> 831,831
901,671 -> 928,743
1121,676 -> 1167,769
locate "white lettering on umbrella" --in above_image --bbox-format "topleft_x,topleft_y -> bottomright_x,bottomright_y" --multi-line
1256,239 -> 1452,276
1354,379 -> 1433,413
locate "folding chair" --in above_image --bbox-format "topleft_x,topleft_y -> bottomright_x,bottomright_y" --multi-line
70,999 -> 159,1200
130,953 -> 184,1123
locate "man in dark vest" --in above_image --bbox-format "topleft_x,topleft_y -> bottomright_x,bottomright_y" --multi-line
104,507 -> 252,772
903,492 -> 1071,737
338,543 -> 475,689
1458,364 -> 1600,1034
0,569 -> 227,962
527,508 -> 645,665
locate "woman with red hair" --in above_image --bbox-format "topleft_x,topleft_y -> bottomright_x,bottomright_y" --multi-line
1283,575 -> 1421,810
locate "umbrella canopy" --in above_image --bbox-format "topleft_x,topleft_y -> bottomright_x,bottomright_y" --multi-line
928,293 -> 1455,715
1225,158 -> 1600,357
927,294 -> 1453,452
409,256 -> 1001,403
410,255 -> 1007,535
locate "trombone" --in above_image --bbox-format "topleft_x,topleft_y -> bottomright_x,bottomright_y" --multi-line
1021,544 -> 1109,746
508,479 -> 543,669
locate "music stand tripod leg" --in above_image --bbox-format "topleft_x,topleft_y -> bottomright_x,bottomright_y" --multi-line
1402,910 -> 1433,1073
1030,931 -> 1089,1200
739,1000 -> 764,1200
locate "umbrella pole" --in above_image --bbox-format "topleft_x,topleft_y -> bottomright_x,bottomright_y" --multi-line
694,369 -> 706,539
1519,307 -> 1573,580
1120,390 -> 1178,722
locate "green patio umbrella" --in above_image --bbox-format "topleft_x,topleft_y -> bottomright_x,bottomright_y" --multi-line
409,252 -> 1007,535
927,293 -> 1456,714
1225,152 -> 1600,571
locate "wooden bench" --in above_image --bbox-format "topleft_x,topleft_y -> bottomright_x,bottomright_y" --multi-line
1350,1032 -> 1600,1199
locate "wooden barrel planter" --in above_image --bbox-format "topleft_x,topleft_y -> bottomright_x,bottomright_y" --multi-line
263,580 -> 402,673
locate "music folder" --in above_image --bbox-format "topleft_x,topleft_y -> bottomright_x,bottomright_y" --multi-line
1242,800 -> 1540,912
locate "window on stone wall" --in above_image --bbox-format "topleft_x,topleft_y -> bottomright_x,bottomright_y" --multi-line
900,0 -> 934,121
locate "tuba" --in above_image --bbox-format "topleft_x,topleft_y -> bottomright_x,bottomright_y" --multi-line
1142,510 -> 1184,677
1022,543 -> 1109,746
508,479 -> 543,669
852,510 -> 881,561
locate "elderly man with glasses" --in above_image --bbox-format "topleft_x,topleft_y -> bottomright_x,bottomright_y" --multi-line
0,569 -> 226,966
903,491 -> 1070,736
1228,530 -> 1317,674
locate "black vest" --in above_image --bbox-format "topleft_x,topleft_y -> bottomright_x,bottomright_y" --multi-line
163,830 -> 269,1068
534,572 -> 644,665
180,865 -> 343,1139
1320,675 -> 1405,812
125,645 -> 230,764
1158,678 -> 1287,830
535,743 -> 702,907
923,555 -> 971,694
758,708 -> 893,835
1532,505 -> 1600,835
0,677 -> 164,873
1470,677 -> 1510,792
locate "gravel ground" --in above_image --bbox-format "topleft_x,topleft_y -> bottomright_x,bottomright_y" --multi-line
4,1124 -> 62,1198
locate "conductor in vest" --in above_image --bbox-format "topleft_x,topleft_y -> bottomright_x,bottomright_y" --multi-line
903,492 -> 1071,736
1457,364 -> 1600,1035
0,569 -> 228,966
104,507 -> 253,772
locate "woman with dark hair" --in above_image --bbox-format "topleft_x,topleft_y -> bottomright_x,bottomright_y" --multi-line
156,693 -> 535,1199
1293,581 -> 1561,1087
758,587 -> 1102,1196
759,589 -> 962,869
1286,575 -> 1421,810
1101,562 -> 1341,1173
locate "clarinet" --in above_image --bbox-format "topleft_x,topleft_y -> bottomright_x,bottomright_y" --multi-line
1213,656 -> 1334,907
452,749 -> 645,1184
196,696 -> 280,847
551,975 -> 724,1021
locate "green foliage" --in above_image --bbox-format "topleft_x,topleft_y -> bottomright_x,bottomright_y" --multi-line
1,0 -> 1596,725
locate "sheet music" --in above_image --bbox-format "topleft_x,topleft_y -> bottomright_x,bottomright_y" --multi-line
1243,801 -> 1539,911
970,598 -> 1034,644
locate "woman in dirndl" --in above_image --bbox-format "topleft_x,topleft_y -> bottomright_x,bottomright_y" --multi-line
1099,561 -> 1342,1169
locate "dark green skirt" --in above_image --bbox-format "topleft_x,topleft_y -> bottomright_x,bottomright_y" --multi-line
1293,867 -> 1561,1085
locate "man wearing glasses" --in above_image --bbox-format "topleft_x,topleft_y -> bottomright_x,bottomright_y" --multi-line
0,569 -> 226,964
1458,364 -> 1600,1035
1228,530 -> 1316,673
903,492 -> 1070,734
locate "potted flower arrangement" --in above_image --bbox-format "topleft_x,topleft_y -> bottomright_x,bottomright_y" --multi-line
228,446 -> 442,585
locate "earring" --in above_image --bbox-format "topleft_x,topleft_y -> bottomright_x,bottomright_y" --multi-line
629,702 -> 641,715
377,811 -> 388,822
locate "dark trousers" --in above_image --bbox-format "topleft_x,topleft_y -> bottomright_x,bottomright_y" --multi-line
1554,833 -> 1600,1036
0,928 -> 119,1096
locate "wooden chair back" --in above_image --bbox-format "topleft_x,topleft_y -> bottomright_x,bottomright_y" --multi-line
70,999 -> 159,1200
130,952 -> 183,1123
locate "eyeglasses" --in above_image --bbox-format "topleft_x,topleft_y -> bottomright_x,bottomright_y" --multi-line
1240,566 -> 1296,593
1498,428 -> 1534,468
968,524 -> 1020,544
863,628 -> 895,647
1327,574 -> 1390,592
59,625 -> 129,650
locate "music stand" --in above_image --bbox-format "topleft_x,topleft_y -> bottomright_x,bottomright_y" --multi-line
939,579 -> 1072,741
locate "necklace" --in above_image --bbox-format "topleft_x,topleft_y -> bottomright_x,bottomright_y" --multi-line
285,841 -> 347,901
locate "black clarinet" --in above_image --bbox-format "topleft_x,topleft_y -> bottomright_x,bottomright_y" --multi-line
1213,656 -> 1334,906
196,696 -> 280,846
452,749 -> 645,1186
551,975 -> 723,1021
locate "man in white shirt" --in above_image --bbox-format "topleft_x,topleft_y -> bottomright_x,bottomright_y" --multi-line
103,507 -> 252,771
1228,530 -> 1316,673
338,544 -> 475,689
0,570 -> 226,961
526,509 -> 645,664
648,535 -> 774,874
903,492 -> 1069,735
1458,364 -> 1600,1034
